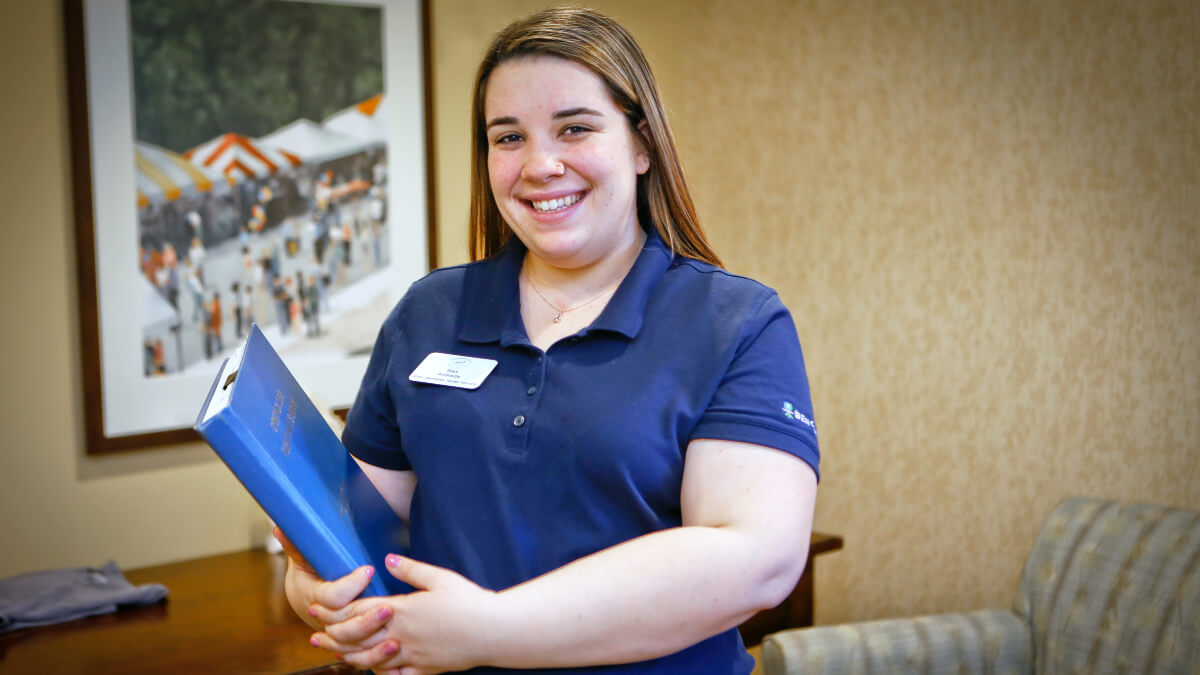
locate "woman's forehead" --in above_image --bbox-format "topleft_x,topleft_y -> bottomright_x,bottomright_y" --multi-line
484,55 -> 615,120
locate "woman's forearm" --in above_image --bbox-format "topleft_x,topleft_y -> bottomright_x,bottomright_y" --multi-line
478,523 -> 807,669
473,441 -> 818,670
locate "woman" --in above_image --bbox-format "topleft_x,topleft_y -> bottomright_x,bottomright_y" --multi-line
279,7 -> 819,674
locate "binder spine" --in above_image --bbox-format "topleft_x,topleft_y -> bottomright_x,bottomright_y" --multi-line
199,408 -> 388,597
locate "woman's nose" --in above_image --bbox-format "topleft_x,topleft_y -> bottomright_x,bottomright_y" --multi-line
521,149 -> 565,182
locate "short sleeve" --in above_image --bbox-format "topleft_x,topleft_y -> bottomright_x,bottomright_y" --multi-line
342,311 -> 411,471
690,292 -> 820,480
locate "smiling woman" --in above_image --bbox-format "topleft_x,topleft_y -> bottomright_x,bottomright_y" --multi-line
273,7 -> 821,674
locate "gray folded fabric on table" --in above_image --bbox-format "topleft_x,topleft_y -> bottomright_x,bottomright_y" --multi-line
0,561 -> 168,634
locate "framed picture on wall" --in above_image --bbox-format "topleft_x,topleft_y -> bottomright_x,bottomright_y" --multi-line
63,0 -> 435,455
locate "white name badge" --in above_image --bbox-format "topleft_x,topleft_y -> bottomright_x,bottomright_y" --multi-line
409,352 -> 498,390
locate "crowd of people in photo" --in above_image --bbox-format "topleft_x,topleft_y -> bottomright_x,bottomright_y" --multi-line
139,152 -> 388,376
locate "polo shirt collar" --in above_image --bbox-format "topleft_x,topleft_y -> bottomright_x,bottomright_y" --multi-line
588,227 -> 673,339
457,227 -> 675,346
456,239 -> 524,345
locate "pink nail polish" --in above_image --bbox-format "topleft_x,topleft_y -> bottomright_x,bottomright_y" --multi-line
383,641 -> 399,655
362,565 -> 374,578
310,636 -> 320,647
376,606 -> 392,621
385,554 -> 402,568
308,606 -> 318,617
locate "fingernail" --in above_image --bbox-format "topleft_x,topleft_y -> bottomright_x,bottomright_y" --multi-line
376,606 -> 392,621
383,641 -> 400,655
362,565 -> 375,579
385,554 -> 402,568
307,606 -> 318,617
310,635 -> 320,647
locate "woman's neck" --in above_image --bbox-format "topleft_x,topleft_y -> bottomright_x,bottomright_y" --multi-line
522,227 -> 647,309
518,227 -> 647,348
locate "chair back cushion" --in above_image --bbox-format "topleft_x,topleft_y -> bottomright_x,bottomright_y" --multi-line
1013,497 -> 1199,674
761,609 -> 1032,675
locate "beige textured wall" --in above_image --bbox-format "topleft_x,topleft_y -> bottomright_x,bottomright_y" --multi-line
680,0 -> 1199,622
1,0 -> 1195,630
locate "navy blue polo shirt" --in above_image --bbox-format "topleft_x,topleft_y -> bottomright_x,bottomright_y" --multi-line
343,228 -> 818,674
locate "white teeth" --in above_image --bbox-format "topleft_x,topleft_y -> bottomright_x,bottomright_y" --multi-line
531,193 -> 581,213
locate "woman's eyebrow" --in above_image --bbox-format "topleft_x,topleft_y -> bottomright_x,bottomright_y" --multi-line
486,115 -> 518,129
486,107 -> 603,129
554,107 -> 603,119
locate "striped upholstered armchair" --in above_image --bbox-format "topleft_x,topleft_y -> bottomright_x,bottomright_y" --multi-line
761,497 -> 1200,674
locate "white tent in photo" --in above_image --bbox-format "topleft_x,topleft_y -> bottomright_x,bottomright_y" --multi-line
141,273 -> 180,335
185,132 -> 302,183
322,94 -> 386,147
258,119 -> 368,165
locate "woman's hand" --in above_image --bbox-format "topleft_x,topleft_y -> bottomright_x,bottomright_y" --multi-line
273,527 -> 379,632
308,554 -> 500,675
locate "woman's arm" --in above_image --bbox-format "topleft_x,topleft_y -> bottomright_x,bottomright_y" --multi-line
314,439 -> 817,673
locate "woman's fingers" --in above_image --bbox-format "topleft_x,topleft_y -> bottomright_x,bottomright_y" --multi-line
310,624 -> 388,654
311,565 -> 376,612
322,603 -> 393,645
340,638 -> 403,670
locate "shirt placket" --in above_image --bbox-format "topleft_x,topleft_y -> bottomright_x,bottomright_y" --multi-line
504,350 -> 545,458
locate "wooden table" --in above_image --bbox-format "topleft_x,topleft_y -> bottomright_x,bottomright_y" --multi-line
0,533 -> 841,672
0,549 -> 349,675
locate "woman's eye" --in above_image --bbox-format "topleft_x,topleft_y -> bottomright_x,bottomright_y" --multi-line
494,133 -> 522,145
563,125 -> 591,137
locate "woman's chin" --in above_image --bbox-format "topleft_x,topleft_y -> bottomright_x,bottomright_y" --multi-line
514,231 -> 589,265
526,246 -> 591,269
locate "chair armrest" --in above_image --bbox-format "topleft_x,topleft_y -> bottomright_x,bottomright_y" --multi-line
760,609 -> 1033,675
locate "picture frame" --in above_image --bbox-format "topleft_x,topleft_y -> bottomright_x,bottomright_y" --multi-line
63,0 -> 436,455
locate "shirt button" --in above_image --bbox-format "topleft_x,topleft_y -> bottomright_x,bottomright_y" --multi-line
536,356 -> 543,364
526,386 -> 537,396
513,415 -> 526,427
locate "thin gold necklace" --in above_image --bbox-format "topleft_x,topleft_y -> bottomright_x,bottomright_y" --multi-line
524,270 -> 620,323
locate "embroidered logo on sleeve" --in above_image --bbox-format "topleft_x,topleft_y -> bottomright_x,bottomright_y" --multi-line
782,402 -> 817,434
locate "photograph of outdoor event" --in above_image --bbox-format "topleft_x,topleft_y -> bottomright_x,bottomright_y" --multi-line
131,0 -> 394,378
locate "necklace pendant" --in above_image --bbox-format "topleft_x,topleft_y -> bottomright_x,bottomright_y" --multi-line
553,312 -> 563,323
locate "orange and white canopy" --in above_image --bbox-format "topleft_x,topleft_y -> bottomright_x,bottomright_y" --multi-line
185,132 -> 301,183
322,94 -> 386,147
135,141 -> 218,209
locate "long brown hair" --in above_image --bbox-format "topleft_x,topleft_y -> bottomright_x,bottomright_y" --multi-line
468,6 -> 722,267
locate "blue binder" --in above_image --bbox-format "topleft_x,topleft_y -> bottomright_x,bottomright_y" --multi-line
195,324 -> 409,597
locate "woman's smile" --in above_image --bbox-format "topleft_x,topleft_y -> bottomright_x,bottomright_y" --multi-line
527,191 -> 587,215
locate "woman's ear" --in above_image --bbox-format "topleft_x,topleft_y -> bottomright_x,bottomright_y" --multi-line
635,119 -> 653,175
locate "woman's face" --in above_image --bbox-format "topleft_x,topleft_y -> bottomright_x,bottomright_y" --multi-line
484,56 -> 649,270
